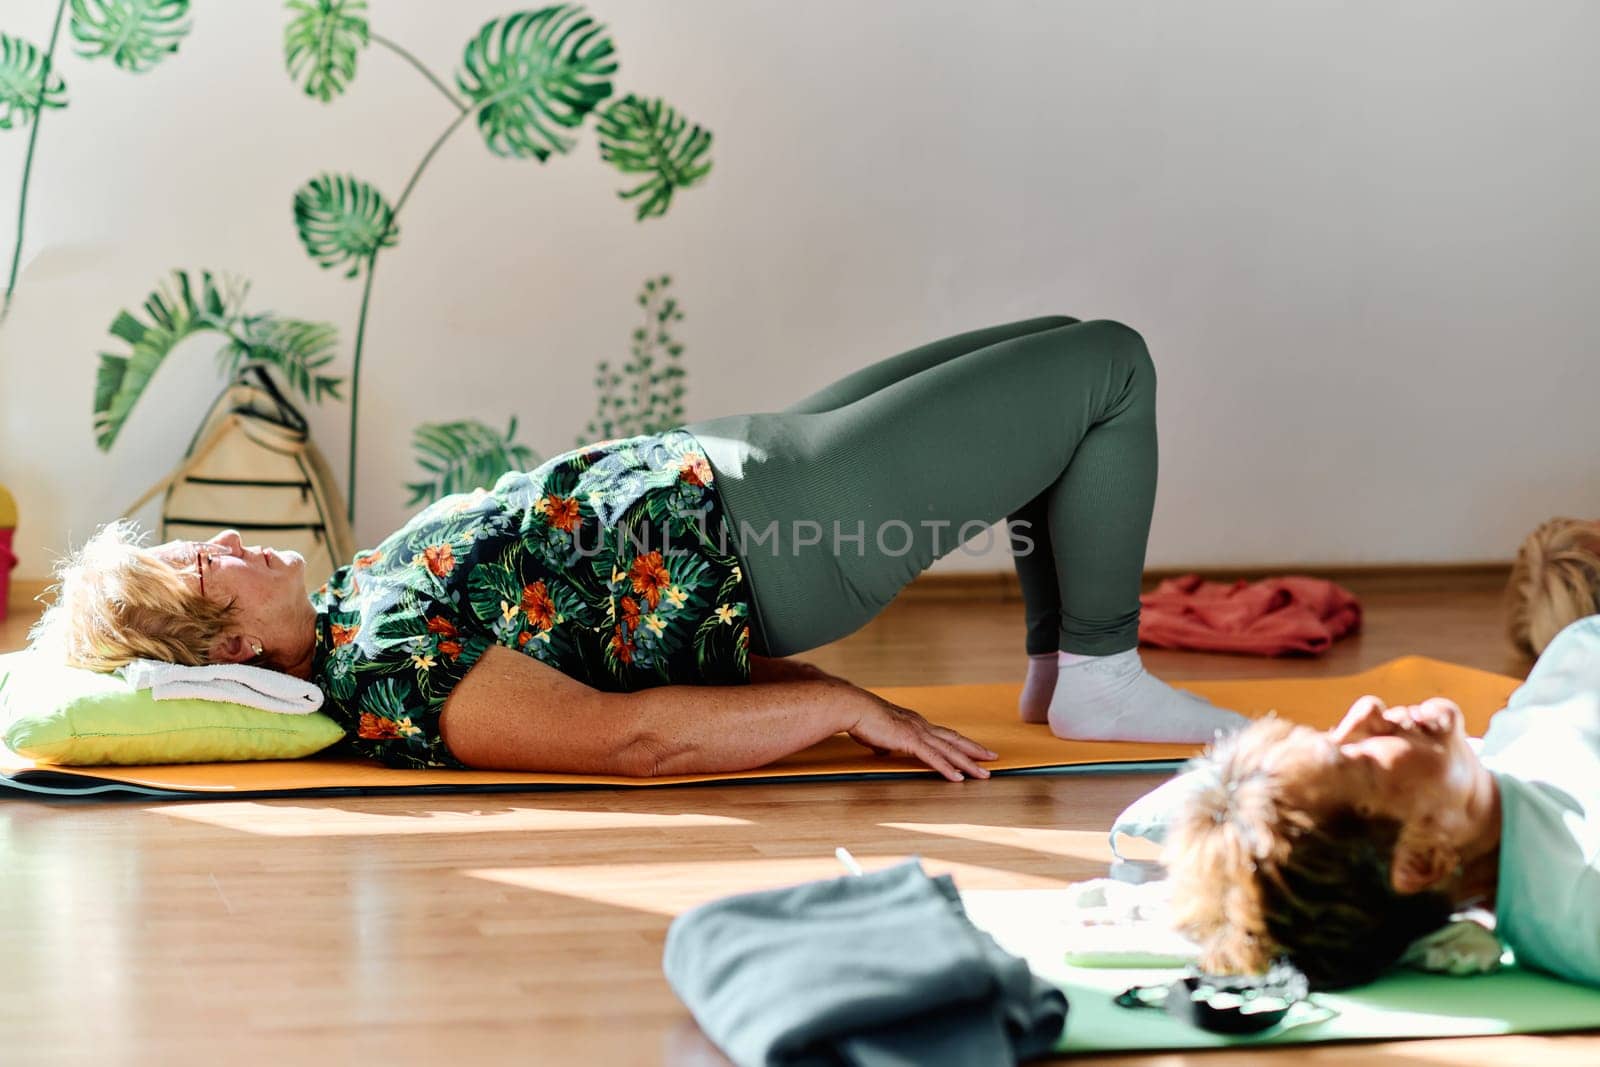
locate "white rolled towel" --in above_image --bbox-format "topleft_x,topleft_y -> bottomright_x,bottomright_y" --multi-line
121,659 -> 325,714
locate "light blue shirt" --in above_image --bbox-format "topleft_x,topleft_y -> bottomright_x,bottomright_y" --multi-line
1480,614 -> 1600,987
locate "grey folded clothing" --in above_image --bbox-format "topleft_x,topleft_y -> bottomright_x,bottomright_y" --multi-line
662,859 -> 1069,1067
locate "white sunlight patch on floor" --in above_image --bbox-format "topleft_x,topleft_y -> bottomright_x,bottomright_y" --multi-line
880,822 -> 1116,864
465,855 -> 1072,916
144,802 -> 750,837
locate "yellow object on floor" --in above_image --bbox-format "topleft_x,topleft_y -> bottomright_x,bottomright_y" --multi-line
0,656 -> 1521,797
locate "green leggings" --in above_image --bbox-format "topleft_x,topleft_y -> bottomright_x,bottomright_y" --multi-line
680,315 -> 1158,658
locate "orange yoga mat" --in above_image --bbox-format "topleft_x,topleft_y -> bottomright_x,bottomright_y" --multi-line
0,656 -> 1521,798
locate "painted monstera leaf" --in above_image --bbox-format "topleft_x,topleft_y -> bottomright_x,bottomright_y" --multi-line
406,418 -> 538,506
69,0 -> 192,73
597,95 -> 713,220
93,269 -> 246,451
293,173 -> 398,277
284,0 -> 370,102
0,34 -> 68,130
456,4 -> 617,161
220,315 -> 345,404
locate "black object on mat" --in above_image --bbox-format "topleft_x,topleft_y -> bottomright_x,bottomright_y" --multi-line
1115,961 -> 1314,1035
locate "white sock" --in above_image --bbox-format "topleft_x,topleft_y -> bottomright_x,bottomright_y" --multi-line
1019,652 -> 1058,723
1046,648 -> 1250,743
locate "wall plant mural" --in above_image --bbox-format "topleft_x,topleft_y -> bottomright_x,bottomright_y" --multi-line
405,273 -> 692,506
405,418 -> 535,508
580,274 -> 686,446
2,0 -> 193,321
91,269 -> 344,451
2,0 -> 716,529
281,0 -> 714,520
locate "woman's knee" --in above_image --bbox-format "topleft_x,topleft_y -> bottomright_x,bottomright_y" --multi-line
1080,319 -> 1157,393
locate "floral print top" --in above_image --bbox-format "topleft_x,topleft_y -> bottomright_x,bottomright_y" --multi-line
309,429 -> 754,769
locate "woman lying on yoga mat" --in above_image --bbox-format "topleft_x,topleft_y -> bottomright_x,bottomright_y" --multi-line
1163,609 -> 1600,992
34,315 -> 1246,778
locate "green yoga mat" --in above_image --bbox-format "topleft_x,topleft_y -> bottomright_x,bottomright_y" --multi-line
960,889 -> 1600,1053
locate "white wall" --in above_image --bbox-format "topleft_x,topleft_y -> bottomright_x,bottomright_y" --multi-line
3,0 -> 1597,583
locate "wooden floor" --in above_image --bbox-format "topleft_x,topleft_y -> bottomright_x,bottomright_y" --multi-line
2,574 -> 1594,1065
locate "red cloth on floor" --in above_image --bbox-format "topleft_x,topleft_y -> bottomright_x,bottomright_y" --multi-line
1137,574 -> 1362,656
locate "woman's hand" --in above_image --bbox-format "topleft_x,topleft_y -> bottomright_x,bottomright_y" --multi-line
844,690 -> 998,782
746,655 -> 998,780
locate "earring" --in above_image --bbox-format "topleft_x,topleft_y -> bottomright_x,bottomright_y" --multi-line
250,642 -> 264,657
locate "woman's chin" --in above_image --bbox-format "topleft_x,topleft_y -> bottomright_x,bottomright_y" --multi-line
272,548 -> 307,569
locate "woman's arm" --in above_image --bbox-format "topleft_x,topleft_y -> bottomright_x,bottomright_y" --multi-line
748,653 -> 840,685
438,645 -> 995,780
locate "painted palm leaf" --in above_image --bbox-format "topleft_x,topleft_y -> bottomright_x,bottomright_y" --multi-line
466,560 -> 524,628
406,418 -> 538,506
456,4 -> 616,161
293,173 -> 398,277
284,0 -> 369,102
220,315 -> 345,404
359,676 -> 413,723
93,269 -> 246,451
596,95 -> 712,220
69,0 -> 191,73
0,34 -> 68,130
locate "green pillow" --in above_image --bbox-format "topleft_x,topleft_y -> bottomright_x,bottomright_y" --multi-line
0,649 -> 345,766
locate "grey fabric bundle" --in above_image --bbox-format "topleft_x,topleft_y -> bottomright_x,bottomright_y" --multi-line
662,859 -> 1068,1066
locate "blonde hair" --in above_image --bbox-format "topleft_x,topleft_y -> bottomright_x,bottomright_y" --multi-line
1506,517 -> 1600,657
1164,716 -> 1452,989
29,520 -> 235,671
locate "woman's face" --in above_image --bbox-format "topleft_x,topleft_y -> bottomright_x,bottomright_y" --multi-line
1275,696 -> 1477,818
1270,694 -> 1493,892
1326,696 -> 1478,817
154,529 -> 315,662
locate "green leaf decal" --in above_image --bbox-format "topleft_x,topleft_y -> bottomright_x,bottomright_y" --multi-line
596,95 -> 712,220
219,315 -> 345,404
93,269 -> 341,451
284,0 -> 370,102
456,4 -> 616,161
580,275 -> 687,445
69,0 -> 191,73
0,34 -> 68,130
406,418 -> 538,506
293,173 -> 398,277
93,270 -> 246,451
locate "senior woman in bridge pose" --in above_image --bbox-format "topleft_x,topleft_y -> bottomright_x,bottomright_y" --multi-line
35,315 -> 1245,778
